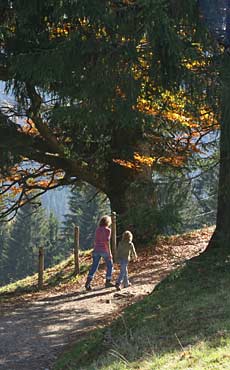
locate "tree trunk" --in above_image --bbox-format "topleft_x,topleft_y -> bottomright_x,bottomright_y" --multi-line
106,162 -> 157,244
106,161 -> 136,233
207,54 -> 230,249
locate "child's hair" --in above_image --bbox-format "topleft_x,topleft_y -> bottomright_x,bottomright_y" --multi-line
99,215 -> 112,227
122,230 -> 133,242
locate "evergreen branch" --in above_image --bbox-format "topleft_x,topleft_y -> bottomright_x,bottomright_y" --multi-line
26,83 -> 65,156
87,190 -> 101,203
0,65 -> 10,82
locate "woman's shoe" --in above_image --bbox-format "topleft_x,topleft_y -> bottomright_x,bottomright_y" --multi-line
85,277 -> 92,291
115,282 -> 121,291
105,279 -> 114,288
85,284 -> 92,291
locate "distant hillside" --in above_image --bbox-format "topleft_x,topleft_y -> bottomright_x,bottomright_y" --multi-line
42,187 -> 70,221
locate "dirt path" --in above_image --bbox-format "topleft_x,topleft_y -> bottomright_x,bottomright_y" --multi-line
0,228 -> 212,370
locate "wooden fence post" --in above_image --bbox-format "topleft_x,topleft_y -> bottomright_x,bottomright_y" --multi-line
38,247 -> 44,290
74,225 -> 80,275
111,212 -> 117,260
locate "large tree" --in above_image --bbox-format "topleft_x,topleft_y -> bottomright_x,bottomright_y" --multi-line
0,0 -> 217,237
197,0 -> 230,249
208,54 -> 230,249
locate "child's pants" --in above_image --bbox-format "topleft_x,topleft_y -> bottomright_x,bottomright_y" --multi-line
116,258 -> 129,286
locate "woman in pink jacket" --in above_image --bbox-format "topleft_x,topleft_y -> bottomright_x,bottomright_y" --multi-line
85,215 -> 114,291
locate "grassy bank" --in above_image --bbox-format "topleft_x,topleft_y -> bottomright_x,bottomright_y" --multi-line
0,251 -> 91,298
55,247 -> 230,370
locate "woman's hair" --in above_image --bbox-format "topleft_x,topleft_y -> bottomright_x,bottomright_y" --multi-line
99,215 -> 112,227
122,230 -> 133,242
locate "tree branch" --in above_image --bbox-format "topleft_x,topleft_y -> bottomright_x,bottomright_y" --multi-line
0,110 -> 104,221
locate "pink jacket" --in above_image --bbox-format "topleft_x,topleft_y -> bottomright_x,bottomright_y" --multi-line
94,226 -> 111,254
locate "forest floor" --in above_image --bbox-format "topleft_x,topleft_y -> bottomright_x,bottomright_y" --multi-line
0,227 -> 213,370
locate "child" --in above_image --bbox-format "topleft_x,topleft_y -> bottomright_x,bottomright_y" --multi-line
85,215 -> 114,291
115,230 -> 137,291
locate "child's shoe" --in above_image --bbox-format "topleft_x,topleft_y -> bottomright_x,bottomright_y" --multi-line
124,282 -> 132,288
115,282 -> 121,291
105,279 -> 114,288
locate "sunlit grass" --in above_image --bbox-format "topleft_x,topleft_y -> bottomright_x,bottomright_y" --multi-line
0,250 -> 92,298
54,247 -> 230,370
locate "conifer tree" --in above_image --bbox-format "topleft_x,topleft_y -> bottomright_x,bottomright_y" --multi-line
62,184 -> 110,250
0,221 -> 10,285
45,212 -> 62,267
0,0 -> 222,245
7,203 -> 34,281
6,202 -> 49,282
